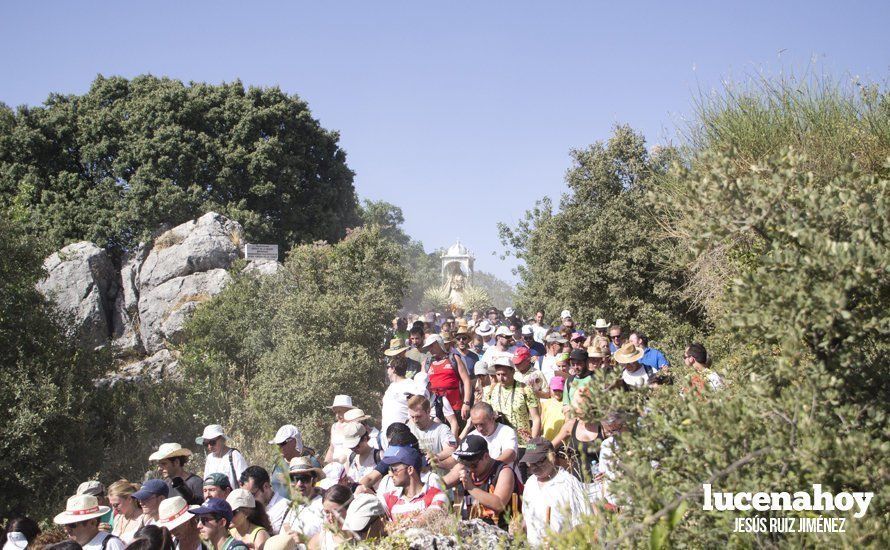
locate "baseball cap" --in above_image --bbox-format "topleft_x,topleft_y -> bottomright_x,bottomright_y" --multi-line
519,437 -> 554,464
132,479 -> 169,501
203,473 -> 232,489
268,424 -> 304,452
549,376 -> 566,391
512,346 -> 531,364
453,434 -> 488,459
571,331 -> 586,341
226,488 -> 256,510
381,445 -> 423,471
421,334 -> 445,351
545,332 -> 568,344
343,493 -> 387,532
560,310 -> 572,319
190,497 -> 234,523
569,349 -> 589,362
521,325 -> 533,336
492,355 -> 514,369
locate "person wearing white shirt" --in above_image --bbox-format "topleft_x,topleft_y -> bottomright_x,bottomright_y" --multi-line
530,310 -> 549,344
281,458 -> 325,542
239,466 -> 290,534
196,424 -> 248,490
381,360 -> 417,436
479,327 -> 517,368
54,495 -> 126,550
441,402 -> 517,469
520,438 -> 592,546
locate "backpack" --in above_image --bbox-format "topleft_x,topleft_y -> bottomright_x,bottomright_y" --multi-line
228,448 -> 241,488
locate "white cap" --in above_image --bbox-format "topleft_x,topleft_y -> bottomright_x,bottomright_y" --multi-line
521,325 -> 533,336
421,334 -> 445,351
561,309 -> 572,319
268,424 -> 304,452
227,488 -> 256,510
156,496 -> 195,530
76,480 -> 106,496
195,424 -> 227,444
343,493 -> 387,532
492,355 -> 514,369
495,326 -> 513,337
473,361 -> 491,376
504,307 -> 515,317
408,371 -> 430,396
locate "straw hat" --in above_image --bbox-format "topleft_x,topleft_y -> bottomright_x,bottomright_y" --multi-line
342,408 -> 371,423
613,342 -> 645,364
383,338 -> 410,357
53,494 -> 110,525
156,496 -> 195,530
288,457 -> 325,479
454,325 -> 471,337
594,318 -> 610,329
149,442 -> 193,462
329,395 -> 354,410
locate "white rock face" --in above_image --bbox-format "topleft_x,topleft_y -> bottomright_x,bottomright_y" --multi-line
138,269 -> 233,354
37,242 -> 116,348
38,212 -> 261,380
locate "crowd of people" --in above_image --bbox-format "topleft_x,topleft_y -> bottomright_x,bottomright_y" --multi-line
2,308 -> 723,549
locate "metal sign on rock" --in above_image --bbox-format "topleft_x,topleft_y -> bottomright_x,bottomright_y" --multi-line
245,243 -> 279,261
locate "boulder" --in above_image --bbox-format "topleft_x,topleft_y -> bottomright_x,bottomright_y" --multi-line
37,242 -> 116,348
392,520 -> 513,550
139,212 -> 243,290
243,259 -> 283,276
138,269 -> 233,354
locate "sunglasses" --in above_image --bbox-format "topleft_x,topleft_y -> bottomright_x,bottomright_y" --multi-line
455,335 -> 469,341
198,516 -> 219,525
204,438 -> 221,446
290,475 -> 312,483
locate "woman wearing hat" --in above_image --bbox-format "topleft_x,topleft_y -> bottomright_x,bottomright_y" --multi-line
197,425 -> 248,490
324,395 -> 356,465
53,495 -> 125,550
226,489 -> 272,550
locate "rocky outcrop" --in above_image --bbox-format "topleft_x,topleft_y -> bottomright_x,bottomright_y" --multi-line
393,520 -> 514,549
37,242 -> 117,349
37,212 -> 280,381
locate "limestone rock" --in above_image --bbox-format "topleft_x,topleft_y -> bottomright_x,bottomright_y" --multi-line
139,212 -> 243,290
243,259 -> 283,276
37,242 -> 116,348
391,520 -> 512,550
138,269 -> 233,354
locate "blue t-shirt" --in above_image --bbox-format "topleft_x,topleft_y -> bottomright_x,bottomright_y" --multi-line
452,349 -> 479,380
640,347 -> 669,371
528,341 -> 546,357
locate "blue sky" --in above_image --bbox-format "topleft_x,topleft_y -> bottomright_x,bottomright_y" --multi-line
2,2 -> 888,282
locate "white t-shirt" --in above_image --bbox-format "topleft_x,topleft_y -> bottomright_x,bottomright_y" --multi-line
381,378 -> 417,434
540,354 -> 560,384
480,346 -> 515,368
267,491 -> 291,534
531,323 -> 549,344
622,366 -> 651,388
282,493 -> 324,538
83,532 -> 126,550
522,468 -> 592,546
347,450 -> 380,484
410,421 -> 456,457
598,436 -> 619,505
203,448 -> 248,489
470,424 -> 518,465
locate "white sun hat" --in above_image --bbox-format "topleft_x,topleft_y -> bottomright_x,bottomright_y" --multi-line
329,395 -> 354,410
53,494 -> 110,525
195,424 -> 227,445
475,320 -> 495,337
495,326 -> 513,337
3,532 -> 28,550
156,496 -> 195,530
149,442 -> 193,461
561,309 -> 572,319
268,425 -> 304,452
504,307 -> 515,317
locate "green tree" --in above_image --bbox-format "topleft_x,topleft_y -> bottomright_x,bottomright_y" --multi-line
0,218 -> 110,520
0,75 -> 359,254
499,125 -> 701,353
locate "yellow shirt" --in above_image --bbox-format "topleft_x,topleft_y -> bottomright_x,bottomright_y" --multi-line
540,397 -> 565,441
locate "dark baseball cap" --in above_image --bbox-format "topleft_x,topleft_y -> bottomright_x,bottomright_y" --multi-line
520,437 -> 554,464
203,473 -> 232,489
452,434 -> 488,460
132,479 -> 169,501
569,349 -> 589,362
381,445 -> 423,471
190,497 -> 233,523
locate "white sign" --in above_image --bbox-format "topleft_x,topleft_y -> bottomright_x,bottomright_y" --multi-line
245,243 -> 279,261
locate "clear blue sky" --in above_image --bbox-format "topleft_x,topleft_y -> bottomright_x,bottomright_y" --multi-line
2,2 -> 888,283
